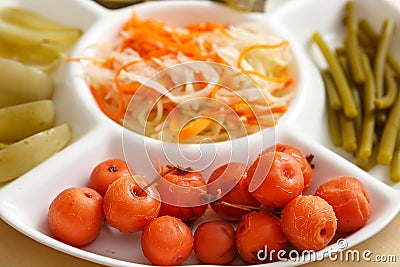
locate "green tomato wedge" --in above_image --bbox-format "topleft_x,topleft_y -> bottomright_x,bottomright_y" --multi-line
0,100 -> 55,142
0,58 -> 54,108
0,123 -> 72,182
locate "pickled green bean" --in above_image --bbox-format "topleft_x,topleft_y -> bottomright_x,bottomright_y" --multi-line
312,32 -> 358,118
359,18 -> 379,43
391,147 -> 400,181
376,111 -> 387,126
327,105 -> 342,146
387,54 -> 400,78
337,55 -> 351,81
361,54 -> 377,114
340,112 -> 357,153
358,54 -> 376,159
335,47 -> 345,56
359,19 -> 400,77
356,143 -> 378,171
375,67 -> 398,110
338,56 -> 363,142
314,3 -> 400,179
391,131 -> 400,182
352,88 -> 363,144
357,28 -> 374,48
357,23 -> 391,125
321,70 -> 342,111
345,2 -> 365,84
374,19 -> 395,99
376,88 -> 400,165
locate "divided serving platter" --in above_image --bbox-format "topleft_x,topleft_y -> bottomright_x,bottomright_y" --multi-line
1,0 -> 400,266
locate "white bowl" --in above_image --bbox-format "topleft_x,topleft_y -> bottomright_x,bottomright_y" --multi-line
68,0 -> 305,180
0,0 -> 400,266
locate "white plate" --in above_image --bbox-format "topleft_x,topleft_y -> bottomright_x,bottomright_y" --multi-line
1,0 -> 400,266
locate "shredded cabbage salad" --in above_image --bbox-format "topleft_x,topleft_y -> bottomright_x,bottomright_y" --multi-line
76,12 -> 295,143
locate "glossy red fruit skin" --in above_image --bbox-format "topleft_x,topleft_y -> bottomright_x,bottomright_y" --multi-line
246,151 -> 304,209
262,144 -> 313,193
207,162 -> 261,221
157,166 -> 208,222
193,220 -> 237,264
236,211 -> 287,264
280,195 -> 337,251
48,187 -> 104,247
103,175 -> 160,233
141,215 -> 194,266
89,159 -> 133,196
315,176 -> 370,233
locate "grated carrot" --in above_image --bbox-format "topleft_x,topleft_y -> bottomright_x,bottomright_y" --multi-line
178,118 -> 212,141
119,12 -> 225,63
76,12 -> 295,142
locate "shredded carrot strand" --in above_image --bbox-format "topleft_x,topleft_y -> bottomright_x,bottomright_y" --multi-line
120,82 -> 142,94
210,84 -> 221,99
119,13 -> 225,63
185,21 -> 232,38
270,105 -> 288,113
247,117 -> 276,127
90,86 -> 112,118
237,41 -> 289,69
272,77 -> 295,93
111,60 -> 144,121
178,118 -> 212,141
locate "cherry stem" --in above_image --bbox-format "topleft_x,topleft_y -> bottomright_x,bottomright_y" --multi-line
137,165 -> 176,194
215,200 -> 281,216
306,153 -> 315,168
